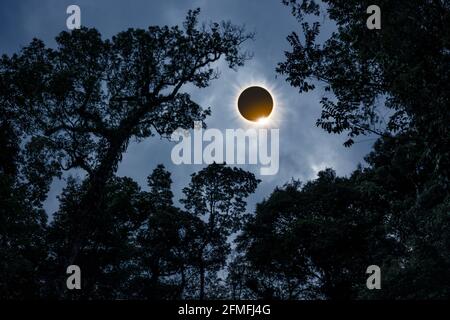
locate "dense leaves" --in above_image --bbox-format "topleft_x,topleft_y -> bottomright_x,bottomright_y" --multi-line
278,0 -> 450,150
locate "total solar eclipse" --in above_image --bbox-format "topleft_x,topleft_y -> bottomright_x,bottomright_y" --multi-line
238,86 -> 273,123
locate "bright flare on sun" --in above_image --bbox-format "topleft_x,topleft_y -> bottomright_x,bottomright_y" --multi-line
257,117 -> 269,125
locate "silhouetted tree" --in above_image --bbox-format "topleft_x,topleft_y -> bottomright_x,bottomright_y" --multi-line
181,163 -> 260,299
46,163 -> 262,300
0,93 -> 54,299
237,170 -> 397,299
47,176 -> 144,298
264,0 -> 450,299
278,0 -> 449,151
1,9 -> 253,272
133,164 -> 203,299
355,134 -> 450,298
0,168 -> 48,299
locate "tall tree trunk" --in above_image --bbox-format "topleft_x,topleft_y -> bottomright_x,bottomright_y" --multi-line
178,266 -> 186,299
68,139 -> 125,264
199,263 -> 205,300
59,106 -> 156,297
57,136 -> 128,298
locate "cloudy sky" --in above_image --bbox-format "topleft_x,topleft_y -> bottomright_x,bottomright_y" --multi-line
0,0 -> 376,216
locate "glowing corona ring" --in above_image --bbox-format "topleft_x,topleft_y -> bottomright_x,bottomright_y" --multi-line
237,86 -> 273,123
233,79 -> 282,128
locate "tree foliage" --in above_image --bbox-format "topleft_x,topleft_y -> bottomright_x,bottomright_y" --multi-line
181,163 -> 260,299
278,0 -> 449,151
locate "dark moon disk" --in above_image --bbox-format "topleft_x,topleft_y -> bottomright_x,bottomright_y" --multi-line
238,86 -> 273,122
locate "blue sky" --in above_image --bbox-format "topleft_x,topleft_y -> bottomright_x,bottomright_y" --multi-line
0,0 -> 376,216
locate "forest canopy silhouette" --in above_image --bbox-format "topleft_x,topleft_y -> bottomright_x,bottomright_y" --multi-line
1,1 -> 449,300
